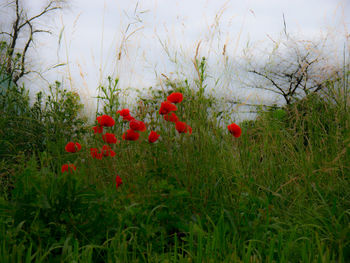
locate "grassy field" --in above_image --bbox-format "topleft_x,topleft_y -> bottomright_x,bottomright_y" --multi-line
0,68 -> 349,262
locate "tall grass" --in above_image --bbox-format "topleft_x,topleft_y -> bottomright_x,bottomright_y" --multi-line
0,58 -> 349,261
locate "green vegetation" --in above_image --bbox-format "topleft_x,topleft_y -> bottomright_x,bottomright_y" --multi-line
1,60 -> 349,262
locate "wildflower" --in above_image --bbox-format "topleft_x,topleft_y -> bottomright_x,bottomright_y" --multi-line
148,131 -> 160,143
117,108 -> 130,117
97,115 -> 115,127
102,145 -> 116,157
163,112 -> 179,123
61,164 -> 76,173
65,142 -> 81,153
92,125 -> 103,134
95,153 -> 103,159
123,115 -> 135,121
122,129 -> 140,141
102,145 -> 110,156
227,123 -> 242,138
115,175 -> 123,189
159,101 -> 177,115
102,133 -> 118,144
167,92 -> 183,103
90,148 -> 103,159
90,148 -> 98,158
130,120 -> 146,132
117,109 -> 134,121
76,143 -> 82,150
175,121 -> 187,133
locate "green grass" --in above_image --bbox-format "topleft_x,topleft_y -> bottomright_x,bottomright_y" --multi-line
0,69 -> 350,262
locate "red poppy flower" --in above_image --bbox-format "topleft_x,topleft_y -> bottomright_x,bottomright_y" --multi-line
76,142 -> 82,150
115,175 -> 123,189
163,112 -> 179,123
65,142 -> 81,153
102,133 -> 118,144
90,148 -> 98,158
159,101 -> 177,115
148,131 -> 160,143
61,164 -> 76,173
117,108 -> 135,121
117,108 -> 130,117
122,129 -> 140,141
130,120 -> 147,132
92,125 -> 103,134
96,115 -> 115,127
102,145 -> 111,156
90,148 -> 103,159
102,145 -> 116,157
227,123 -> 242,138
123,114 -> 135,121
175,121 -> 187,133
167,92 -> 183,103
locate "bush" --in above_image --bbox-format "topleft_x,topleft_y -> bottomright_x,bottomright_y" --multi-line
0,80 -> 87,161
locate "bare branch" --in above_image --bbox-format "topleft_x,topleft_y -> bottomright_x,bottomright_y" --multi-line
13,21 -> 33,83
18,1 -> 61,31
7,0 -> 20,73
2,0 -> 65,83
244,32 -> 341,105
0,32 -> 13,37
33,29 -> 52,34
248,70 -> 287,96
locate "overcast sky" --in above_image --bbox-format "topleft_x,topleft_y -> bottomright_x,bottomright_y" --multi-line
1,0 -> 349,117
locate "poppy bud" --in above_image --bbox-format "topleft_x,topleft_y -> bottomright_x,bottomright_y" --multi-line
115,175 -> 123,189
61,164 -> 76,173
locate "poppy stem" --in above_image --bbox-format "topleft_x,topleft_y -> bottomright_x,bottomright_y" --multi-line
237,138 -> 245,174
